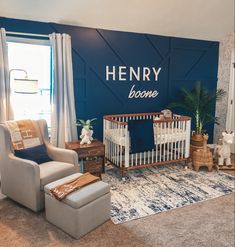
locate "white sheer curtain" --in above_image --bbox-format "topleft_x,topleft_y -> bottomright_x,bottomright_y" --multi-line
50,33 -> 78,148
0,28 -> 14,122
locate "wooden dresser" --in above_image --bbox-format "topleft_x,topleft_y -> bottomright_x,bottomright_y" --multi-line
65,140 -> 105,178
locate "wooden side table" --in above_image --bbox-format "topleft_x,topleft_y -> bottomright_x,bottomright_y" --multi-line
65,140 -> 105,179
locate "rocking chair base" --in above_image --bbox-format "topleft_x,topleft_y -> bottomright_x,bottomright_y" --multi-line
217,165 -> 235,170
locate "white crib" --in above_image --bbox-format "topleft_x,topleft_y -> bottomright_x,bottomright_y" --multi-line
103,112 -> 191,176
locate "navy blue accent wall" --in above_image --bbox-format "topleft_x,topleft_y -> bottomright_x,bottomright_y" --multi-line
0,17 -> 219,142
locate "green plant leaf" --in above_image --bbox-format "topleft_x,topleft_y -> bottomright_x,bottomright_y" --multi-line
77,119 -> 86,125
168,80 -> 225,133
90,118 -> 97,122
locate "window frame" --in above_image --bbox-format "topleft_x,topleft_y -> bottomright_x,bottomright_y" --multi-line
6,36 -> 50,46
7,36 -> 52,131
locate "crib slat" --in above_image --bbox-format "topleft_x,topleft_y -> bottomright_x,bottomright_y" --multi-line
110,138 -> 113,162
113,123 -> 116,164
112,139 -> 115,163
180,121 -> 182,158
177,121 -> 180,160
154,121 -> 158,163
180,122 -> 182,159
114,142 -> 116,164
107,139 -> 109,160
124,126 -> 129,167
180,122 -> 184,159
177,122 -> 179,159
180,121 -> 183,158
160,122 -> 163,161
174,122 -> 177,160
172,122 -> 174,160
107,139 -> 110,161
114,122 -> 117,163
166,122 -> 170,161
113,123 -> 115,164
185,120 -> 191,158
116,143 -> 118,165
163,122 -> 166,161
152,149 -> 154,163
103,118 -> 106,150
183,121 -> 186,158
110,139 -> 112,162
174,122 -> 176,160
155,144 -> 158,163
172,122 -> 175,160
180,121 -> 184,159
118,144 -> 121,167
116,124 -> 118,166
159,122 -> 162,162
183,121 -> 187,158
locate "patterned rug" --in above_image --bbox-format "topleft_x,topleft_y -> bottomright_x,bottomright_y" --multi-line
103,163 -> 235,224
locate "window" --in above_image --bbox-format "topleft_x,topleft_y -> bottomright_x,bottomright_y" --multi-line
7,38 -> 51,130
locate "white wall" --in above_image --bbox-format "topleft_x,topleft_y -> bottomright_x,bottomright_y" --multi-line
214,31 -> 235,143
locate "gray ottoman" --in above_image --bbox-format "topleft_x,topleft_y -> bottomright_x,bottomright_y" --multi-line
44,173 -> 110,239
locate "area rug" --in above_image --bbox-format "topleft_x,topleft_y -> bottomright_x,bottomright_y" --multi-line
103,163 -> 235,224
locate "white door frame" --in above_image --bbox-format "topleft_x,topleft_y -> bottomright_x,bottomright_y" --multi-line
226,48 -> 235,153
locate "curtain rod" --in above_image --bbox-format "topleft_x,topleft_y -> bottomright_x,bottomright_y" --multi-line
6,31 -> 49,38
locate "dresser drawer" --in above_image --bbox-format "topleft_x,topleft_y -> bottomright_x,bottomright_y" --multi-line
77,146 -> 104,158
83,159 -> 103,174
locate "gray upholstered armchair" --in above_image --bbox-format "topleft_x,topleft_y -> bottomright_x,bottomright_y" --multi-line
0,119 -> 79,212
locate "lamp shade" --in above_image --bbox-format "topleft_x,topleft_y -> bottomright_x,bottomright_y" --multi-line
14,78 -> 38,94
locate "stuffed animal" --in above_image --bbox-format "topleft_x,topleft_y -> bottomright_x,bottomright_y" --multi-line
214,131 -> 234,167
161,109 -> 172,119
154,109 -> 173,121
76,118 -> 96,145
80,128 -> 93,145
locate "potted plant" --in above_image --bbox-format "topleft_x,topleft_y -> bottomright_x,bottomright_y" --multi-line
169,81 -> 225,146
76,118 -> 97,144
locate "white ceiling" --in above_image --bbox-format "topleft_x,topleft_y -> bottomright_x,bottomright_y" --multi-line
0,0 -> 234,41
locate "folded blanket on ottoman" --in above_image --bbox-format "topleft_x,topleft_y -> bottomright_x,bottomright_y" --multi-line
50,172 -> 100,200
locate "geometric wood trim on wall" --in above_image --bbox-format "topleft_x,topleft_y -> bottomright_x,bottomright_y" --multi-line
0,17 -> 219,141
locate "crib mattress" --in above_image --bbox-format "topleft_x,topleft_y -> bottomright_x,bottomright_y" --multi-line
105,127 -> 187,146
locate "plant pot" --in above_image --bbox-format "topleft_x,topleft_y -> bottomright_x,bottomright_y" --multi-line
191,133 -> 204,147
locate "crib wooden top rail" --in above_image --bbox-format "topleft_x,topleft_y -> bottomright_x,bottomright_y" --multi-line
154,116 -> 191,123
103,112 -> 191,125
